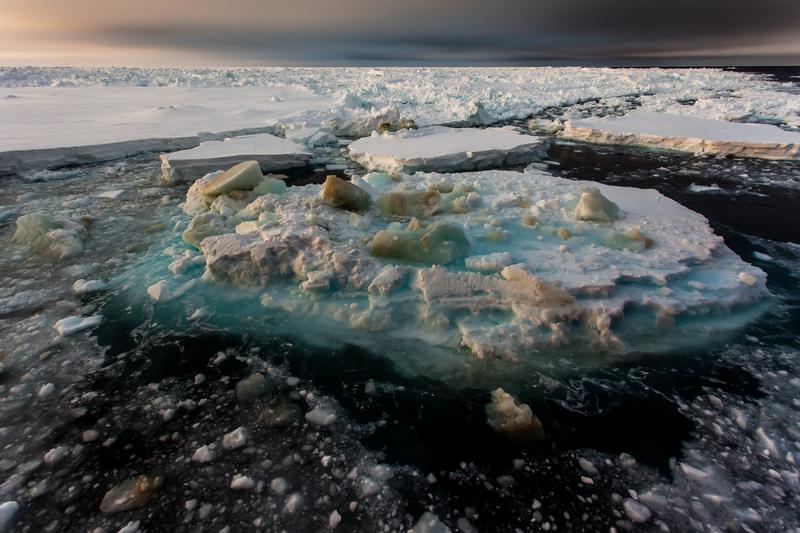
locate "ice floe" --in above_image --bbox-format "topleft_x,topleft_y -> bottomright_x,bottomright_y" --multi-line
348,126 -> 547,174
563,111 -> 800,160
131,165 -> 772,380
160,133 -> 311,182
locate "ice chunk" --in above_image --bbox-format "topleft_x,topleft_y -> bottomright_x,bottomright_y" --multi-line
12,213 -> 89,260
348,126 -> 548,174
410,511 -> 451,533
202,160 -> 265,196
171,168 -> 767,380
253,176 -> 287,195
0,501 -> 19,532
573,187 -> 620,222
372,222 -> 469,265
320,175 -> 371,212
563,111 -> 800,160
161,135 -> 311,182
72,279 -> 107,294
377,190 -> 441,219
485,388 -> 545,441
182,212 -> 229,248
100,475 -> 162,514
305,406 -> 337,426
53,315 -> 102,336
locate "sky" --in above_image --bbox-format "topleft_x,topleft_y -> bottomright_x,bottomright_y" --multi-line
1,0 -> 799,66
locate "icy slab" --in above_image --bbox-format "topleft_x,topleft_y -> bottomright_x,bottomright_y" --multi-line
562,111 -> 800,160
348,126 -> 548,174
159,166 -> 769,379
160,133 -> 311,182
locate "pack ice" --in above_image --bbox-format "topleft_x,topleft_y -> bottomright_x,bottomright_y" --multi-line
160,161 -> 768,378
562,111 -> 800,160
160,133 -> 311,182
348,126 -> 547,174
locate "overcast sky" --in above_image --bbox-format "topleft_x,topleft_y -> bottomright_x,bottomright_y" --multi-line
1,0 -> 799,66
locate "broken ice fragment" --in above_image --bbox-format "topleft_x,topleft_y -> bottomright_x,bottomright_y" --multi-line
372,222 -> 469,265
485,388 -> 544,441
13,213 -> 89,260
53,315 -> 102,336
182,212 -> 229,248
202,160 -> 265,197
573,187 -> 620,222
100,475 -> 162,514
252,176 -> 287,195
320,175 -> 371,211
377,190 -> 441,219
235,373 -> 273,402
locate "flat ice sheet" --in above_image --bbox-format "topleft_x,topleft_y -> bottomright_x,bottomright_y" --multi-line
348,126 -> 547,173
161,133 -> 311,181
564,111 -> 800,160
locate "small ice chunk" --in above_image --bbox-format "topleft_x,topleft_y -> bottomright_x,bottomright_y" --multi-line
410,511 -> 451,533
146,281 -> 174,302
320,175 -> 371,212
464,252 -> 514,272
305,406 -> 337,426
623,498 -> 651,523
270,477 -> 288,495
573,187 -> 620,222
72,279 -> 107,294
222,427 -> 250,449
192,445 -> 214,463
53,315 -> 102,336
37,383 -> 55,399
203,160 -> 265,196
230,474 -> 255,491
99,475 -> 162,514
0,501 -> 19,532
485,388 -> 545,441
328,509 -> 342,529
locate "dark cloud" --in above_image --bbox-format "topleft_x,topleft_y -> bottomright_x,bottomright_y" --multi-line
5,0 -> 800,64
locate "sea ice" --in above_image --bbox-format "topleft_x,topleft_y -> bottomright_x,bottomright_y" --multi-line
348,126 -> 548,174
160,133 -> 311,182
562,111 -> 800,160
160,164 -> 768,380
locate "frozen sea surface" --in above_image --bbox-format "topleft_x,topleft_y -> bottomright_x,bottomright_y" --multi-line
0,67 -> 799,532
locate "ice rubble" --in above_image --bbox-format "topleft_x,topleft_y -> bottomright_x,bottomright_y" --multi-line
562,111 -> 800,160
165,164 -> 768,370
12,213 -> 89,260
348,126 -> 548,174
160,133 -> 311,182
4,67 -> 799,174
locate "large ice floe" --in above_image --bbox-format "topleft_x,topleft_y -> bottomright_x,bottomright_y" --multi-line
134,160 -> 772,382
562,111 -> 800,160
348,126 -> 548,174
159,133 -> 311,182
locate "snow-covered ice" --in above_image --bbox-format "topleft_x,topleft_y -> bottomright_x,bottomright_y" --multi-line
160,133 -> 311,182
348,126 -> 548,174
563,111 -> 800,160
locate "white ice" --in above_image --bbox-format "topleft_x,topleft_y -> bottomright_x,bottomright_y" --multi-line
348,126 -> 547,174
160,133 -> 311,182
563,111 -> 800,160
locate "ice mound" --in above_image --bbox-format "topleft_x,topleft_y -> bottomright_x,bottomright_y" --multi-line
160,133 -> 311,182
161,166 -> 768,378
12,213 -> 89,260
562,111 -> 800,160
322,104 -> 415,138
348,126 -> 548,174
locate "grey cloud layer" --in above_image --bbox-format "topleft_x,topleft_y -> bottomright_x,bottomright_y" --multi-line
7,0 -> 800,63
